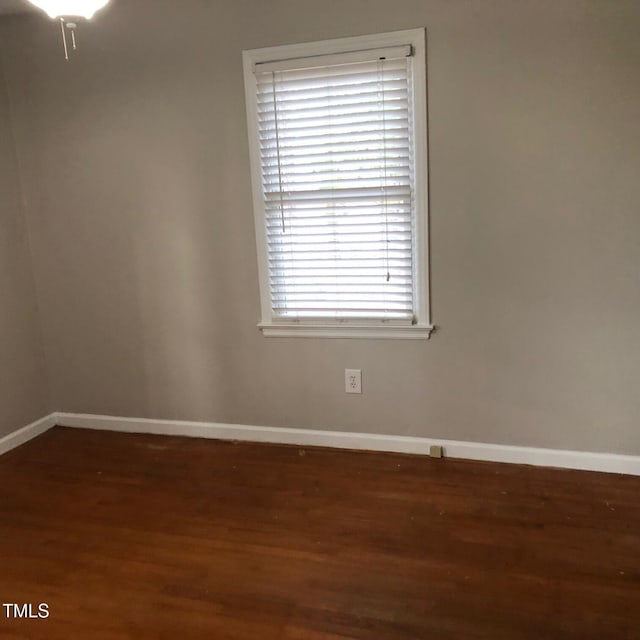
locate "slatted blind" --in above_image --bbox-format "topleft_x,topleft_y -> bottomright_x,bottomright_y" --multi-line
254,46 -> 416,322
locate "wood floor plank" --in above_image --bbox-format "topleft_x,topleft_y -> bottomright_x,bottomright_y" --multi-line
1,426 -> 639,639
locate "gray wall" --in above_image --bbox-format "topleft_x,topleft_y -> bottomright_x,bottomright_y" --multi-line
0,53 -> 48,437
2,0 -> 639,453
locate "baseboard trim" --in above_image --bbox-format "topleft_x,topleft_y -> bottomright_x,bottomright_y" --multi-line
0,414 -> 57,457
53,412 -> 640,476
4,412 -> 637,476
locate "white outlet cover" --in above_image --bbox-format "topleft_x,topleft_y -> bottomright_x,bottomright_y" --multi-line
345,369 -> 362,394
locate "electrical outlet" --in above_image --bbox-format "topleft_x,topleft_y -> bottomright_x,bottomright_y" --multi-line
430,445 -> 444,459
345,369 -> 362,394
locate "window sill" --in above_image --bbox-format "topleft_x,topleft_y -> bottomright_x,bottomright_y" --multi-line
258,323 -> 435,340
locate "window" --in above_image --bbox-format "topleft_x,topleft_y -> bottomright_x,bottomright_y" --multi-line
243,29 -> 431,339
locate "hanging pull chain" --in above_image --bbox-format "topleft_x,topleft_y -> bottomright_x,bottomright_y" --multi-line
59,18 -> 69,61
67,22 -> 78,51
58,19 -> 80,61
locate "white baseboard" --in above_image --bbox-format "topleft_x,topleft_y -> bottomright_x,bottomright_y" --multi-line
0,414 -> 56,457
54,412 -> 640,476
3,412 -> 636,477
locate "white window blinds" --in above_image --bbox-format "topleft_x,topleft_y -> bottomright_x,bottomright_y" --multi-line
254,45 -> 417,322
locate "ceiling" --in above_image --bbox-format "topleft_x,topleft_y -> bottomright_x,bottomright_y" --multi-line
0,1 -> 35,15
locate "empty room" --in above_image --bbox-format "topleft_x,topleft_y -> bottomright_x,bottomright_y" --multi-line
1,0 -> 639,637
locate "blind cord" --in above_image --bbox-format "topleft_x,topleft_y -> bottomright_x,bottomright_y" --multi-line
379,58 -> 391,283
271,72 -> 286,232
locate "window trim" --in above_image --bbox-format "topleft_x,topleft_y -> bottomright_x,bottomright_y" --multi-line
242,29 -> 432,339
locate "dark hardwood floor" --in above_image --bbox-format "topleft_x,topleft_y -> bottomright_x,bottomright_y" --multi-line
1,426 -> 639,639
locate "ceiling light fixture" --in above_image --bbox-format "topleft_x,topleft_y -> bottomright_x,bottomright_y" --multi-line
26,0 -> 111,61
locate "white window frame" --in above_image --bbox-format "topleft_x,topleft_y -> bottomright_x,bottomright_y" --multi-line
243,29 -> 432,339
